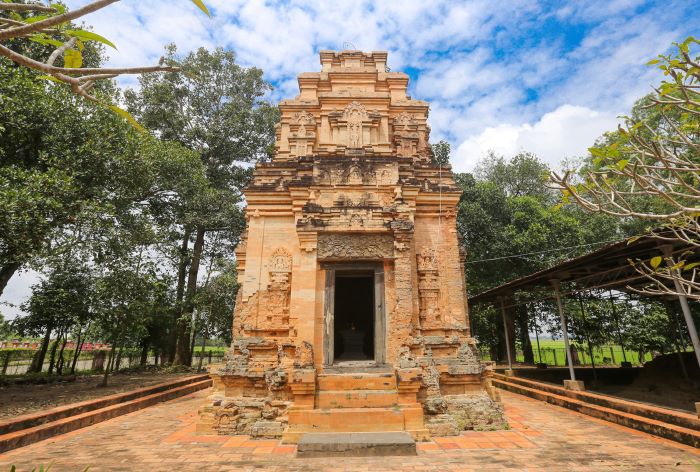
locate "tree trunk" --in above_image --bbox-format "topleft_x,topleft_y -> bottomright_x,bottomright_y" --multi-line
47,335 -> 60,375
0,261 -> 20,298
56,336 -> 68,375
175,226 -> 205,366
114,346 -> 123,372
70,328 -> 85,374
189,320 -> 199,366
577,295 -> 597,382
198,336 -> 207,371
517,307 -> 534,364
101,342 -> 117,387
29,325 -> 53,373
168,229 -> 191,364
140,337 -> 149,366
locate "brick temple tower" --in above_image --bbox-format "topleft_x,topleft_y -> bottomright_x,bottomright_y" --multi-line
197,51 -> 505,442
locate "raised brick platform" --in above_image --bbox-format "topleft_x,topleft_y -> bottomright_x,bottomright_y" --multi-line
0,374 -> 211,453
492,373 -> 700,448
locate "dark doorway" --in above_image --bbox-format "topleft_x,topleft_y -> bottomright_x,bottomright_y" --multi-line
333,272 -> 374,362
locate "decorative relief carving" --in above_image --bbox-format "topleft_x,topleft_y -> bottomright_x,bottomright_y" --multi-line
394,112 -> 414,129
288,110 -> 316,158
314,162 -> 378,186
344,102 -> 368,148
294,110 -> 316,125
417,248 -> 438,272
262,248 -> 292,328
317,233 -> 394,259
417,248 -> 441,327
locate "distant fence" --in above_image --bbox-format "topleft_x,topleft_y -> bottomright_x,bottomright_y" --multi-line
0,349 -> 225,376
480,345 -> 656,366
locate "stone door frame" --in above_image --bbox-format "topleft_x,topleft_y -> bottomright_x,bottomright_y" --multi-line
321,262 -> 386,366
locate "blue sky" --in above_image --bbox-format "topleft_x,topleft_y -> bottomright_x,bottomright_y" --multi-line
1,0 -> 697,318
60,0 -> 697,171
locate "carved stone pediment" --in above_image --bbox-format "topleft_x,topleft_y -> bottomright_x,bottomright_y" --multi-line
394,112 -> 415,129
294,110 -> 316,125
317,233 -> 394,259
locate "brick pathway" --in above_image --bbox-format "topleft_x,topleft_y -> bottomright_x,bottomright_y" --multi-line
0,389 -> 697,471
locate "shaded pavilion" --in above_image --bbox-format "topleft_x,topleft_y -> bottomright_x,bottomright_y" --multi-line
469,233 -> 700,388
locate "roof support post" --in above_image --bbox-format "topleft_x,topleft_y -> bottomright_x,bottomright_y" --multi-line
499,297 -> 513,373
550,279 -> 576,381
662,247 -> 700,369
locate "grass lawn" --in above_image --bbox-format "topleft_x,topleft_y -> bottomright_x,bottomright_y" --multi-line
481,339 -> 654,366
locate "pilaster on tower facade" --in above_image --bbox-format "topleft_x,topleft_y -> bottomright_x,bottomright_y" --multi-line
197,50 -> 506,442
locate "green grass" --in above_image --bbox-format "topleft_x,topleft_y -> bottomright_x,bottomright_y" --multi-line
191,346 -> 227,354
480,339 -> 656,366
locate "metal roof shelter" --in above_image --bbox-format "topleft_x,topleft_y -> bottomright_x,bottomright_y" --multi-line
468,233 -> 700,383
469,234 -> 696,305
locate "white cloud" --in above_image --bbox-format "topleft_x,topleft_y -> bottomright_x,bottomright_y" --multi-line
452,104 -> 619,172
0,270 -> 40,321
3,0 -> 689,311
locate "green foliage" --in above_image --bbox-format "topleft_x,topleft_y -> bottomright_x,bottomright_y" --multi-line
458,152 -> 625,295
194,260 -> 239,345
431,140 -> 451,166
551,38 -> 700,299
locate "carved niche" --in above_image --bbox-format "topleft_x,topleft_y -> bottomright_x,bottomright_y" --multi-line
416,248 -> 441,327
289,110 -> 316,157
328,101 -> 382,152
346,102 -> 365,148
262,248 -> 292,328
317,233 -> 394,259
393,112 -> 420,157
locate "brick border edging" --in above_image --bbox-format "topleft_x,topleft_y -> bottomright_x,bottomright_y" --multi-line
492,373 -> 699,430
0,376 -> 212,453
0,374 -> 210,435
492,375 -> 700,448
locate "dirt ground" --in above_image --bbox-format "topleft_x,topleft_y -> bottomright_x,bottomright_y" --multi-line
592,352 -> 700,412
0,370 -> 195,420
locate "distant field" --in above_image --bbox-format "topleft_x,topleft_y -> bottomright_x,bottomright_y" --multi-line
480,339 -> 655,366
192,346 -> 227,354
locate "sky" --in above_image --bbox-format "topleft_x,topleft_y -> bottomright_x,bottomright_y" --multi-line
1,0 -> 697,319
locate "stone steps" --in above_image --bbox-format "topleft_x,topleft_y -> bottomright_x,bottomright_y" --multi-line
492,375 -> 700,448
0,375 -> 212,453
316,390 -> 399,408
283,371 -> 429,443
297,431 -> 417,457
283,406 -> 427,443
317,372 -> 397,391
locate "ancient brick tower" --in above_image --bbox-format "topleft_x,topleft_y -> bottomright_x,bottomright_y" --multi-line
198,51 -> 504,441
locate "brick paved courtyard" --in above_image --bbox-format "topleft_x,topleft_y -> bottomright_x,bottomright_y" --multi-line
0,389 -> 697,471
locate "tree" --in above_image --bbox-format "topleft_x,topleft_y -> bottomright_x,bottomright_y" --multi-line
550,37 -> 700,300
0,312 -> 15,339
125,45 -> 278,365
459,151 -> 626,359
0,50 -> 205,297
431,140 -> 451,166
0,0 -> 209,119
475,151 -> 554,201
15,262 -> 93,374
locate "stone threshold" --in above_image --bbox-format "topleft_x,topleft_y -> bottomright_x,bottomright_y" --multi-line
492,374 -> 699,448
297,431 -> 416,457
0,375 -> 212,453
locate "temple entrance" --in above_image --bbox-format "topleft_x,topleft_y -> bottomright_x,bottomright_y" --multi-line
333,272 -> 375,361
323,263 -> 386,366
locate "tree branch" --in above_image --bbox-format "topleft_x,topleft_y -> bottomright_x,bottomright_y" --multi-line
0,0 -> 119,40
